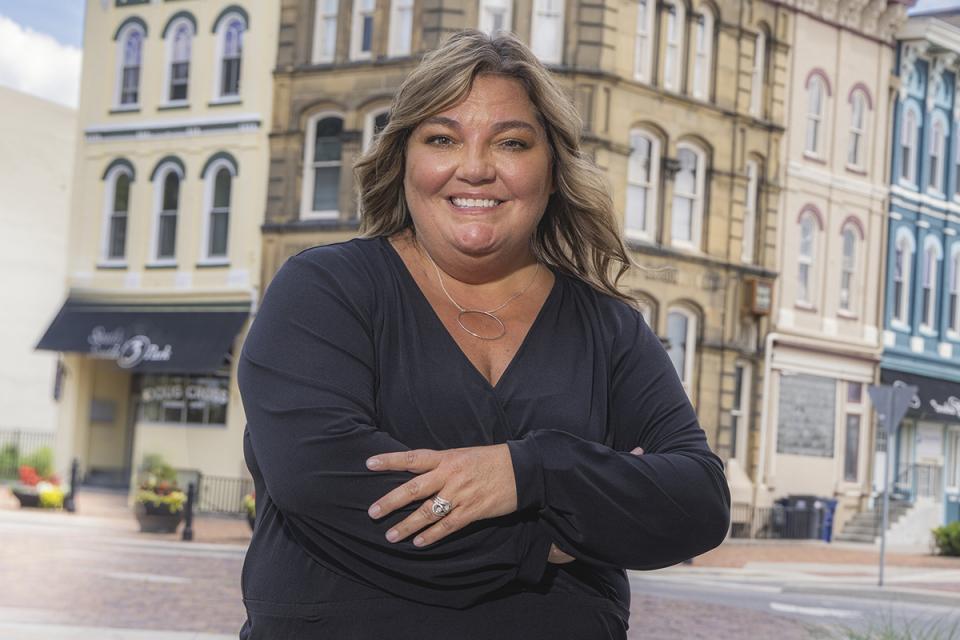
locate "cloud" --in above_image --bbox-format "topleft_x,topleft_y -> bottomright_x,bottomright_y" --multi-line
0,15 -> 81,108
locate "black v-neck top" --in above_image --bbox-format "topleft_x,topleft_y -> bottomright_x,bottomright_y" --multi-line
237,237 -> 730,639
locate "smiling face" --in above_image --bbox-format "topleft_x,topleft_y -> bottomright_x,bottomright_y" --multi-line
403,74 -> 554,265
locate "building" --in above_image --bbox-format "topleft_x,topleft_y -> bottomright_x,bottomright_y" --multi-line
756,0 -> 910,531
38,0 -> 278,493
882,6 -> 960,539
0,87 -> 76,442
264,0 -> 790,522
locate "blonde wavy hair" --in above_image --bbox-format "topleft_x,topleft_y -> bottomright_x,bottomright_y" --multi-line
356,29 -> 633,302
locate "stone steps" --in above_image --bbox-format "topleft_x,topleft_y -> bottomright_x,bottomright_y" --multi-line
833,500 -> 912,544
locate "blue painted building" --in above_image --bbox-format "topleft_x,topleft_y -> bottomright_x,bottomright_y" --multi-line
884,16 -> 960,527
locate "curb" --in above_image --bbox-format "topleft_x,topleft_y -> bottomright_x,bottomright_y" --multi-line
783,583 -> 960,607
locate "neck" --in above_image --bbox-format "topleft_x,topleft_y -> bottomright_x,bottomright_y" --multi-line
409,232 -> 538,289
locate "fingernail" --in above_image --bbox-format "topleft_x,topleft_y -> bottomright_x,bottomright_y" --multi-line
366,457 -> 381,469
413,536 -> 425,547
368,504 -> 381,517
386,529 -> 399,542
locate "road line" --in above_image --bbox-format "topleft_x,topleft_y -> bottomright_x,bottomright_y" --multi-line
0,622 -> 234,640
98,571 -> 191,584
770,601 -> 861,618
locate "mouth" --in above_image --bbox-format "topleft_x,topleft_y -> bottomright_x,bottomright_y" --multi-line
448,196 -> 504,209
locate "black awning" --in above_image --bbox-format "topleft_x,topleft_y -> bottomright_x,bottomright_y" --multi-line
37,299 -> 250,373
880,369 -> 960,422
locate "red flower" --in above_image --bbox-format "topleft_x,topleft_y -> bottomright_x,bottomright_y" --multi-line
18,466 -> 40,487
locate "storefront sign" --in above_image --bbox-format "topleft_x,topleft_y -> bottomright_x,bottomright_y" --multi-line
88,326 -> 173,369
880,370 -> 960,422
141,382 -> 228,406
777,372 -> 837,457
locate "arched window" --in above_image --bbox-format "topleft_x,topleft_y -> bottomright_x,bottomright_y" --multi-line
214,14 -> 246,99
921,236 -> 942,331
388,0 -> 414,56
749,28 -> 766,117
635,296 -> 656,330
900,103 -> 920,185
201,156 -> 238,261
805,74 -> 828,156
691,7 -> 714,100
302,114 -> 344,218
662,1 -> 685,91
671,143 -> 706,249
950,246 -> 960,334
116,24 -> 144,107
479,0 -> 512,36
626,129 -> 659,240
666,307 -> 697,389
742,159 -> 760,264
531,0 -> 564,64
363,108 -> 390,152
634,0 -> 655,81
313,0 -> 340,63
102,166 -> 133,262
797,210 -> 819,305
929,113 -> 948,193
152,163 -> 183,262
893,228 -> 915,325
165,19 -> 194,103
847,89 -> 869,169
839,224 -> 859,312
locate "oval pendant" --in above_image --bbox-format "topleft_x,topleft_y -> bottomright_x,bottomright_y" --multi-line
457,310 -> 506,341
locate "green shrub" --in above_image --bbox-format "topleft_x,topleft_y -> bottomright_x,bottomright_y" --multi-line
20,447 -> 54,478
933,521 -> 960,557
141,453 -> 177,484
0,444 -> 19,476
136,489 -> 187,512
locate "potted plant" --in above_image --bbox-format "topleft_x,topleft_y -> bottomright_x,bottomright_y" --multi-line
134,454 -> 186,533
243,491 -> 256,531
12,447 -> 65,509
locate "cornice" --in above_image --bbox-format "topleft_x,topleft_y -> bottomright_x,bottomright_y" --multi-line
771,0 -> 909,42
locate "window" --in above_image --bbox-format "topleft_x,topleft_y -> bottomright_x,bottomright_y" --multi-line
662,2 -> 684,91
900,103 -> 920,184
839,225 -> 858,312
805,74 -> 827,156
742,159 -> 759,264
950,248 -> 960,333
116,25 -> 144,106
929,114 -> 947,193
351,0 -> 376,59
893,229 -> 914,325
947,429 -> 960,490
302,115 -> 344,219
103,167 -> 132,262
797,211 -> 817,305
634,0 -> 654,81
636,298 -> 655,329
139,375 -> 228,426
691,10 -> 714,100
214,15 -> 245,99
363,108 -> 390,152
749,29 -> 766,117
531,0 -> 564,64
388,0 -> 414,56
954,133 -> 960,200
165,20 -> 193,103
921,237 -> 942,331
313,0 -> 339,63
844,414 -> 861,482
671,143 -> 705,250
625,129 -> 659,240
730,363 -> 751,460
152,163 -> 183,262
480,0 -> 512,36
201,157 -> 237,261
847,90 -> 868,168
666,307 -> 697,388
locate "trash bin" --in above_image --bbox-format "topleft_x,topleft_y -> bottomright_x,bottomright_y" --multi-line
774,495 -> 824,539
820,499 -> 838,542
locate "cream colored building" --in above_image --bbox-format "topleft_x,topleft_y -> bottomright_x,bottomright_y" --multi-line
39,1 -> 278,496
758,1 -> 910,530
0,87 -> 75,438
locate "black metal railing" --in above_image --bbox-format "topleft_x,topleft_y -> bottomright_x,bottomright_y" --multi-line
0,430 -> 56,479
729,504 -> 776,539
196,474 -> 254,515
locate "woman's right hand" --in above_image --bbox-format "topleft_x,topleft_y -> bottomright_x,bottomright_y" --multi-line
547,447 -> 644,565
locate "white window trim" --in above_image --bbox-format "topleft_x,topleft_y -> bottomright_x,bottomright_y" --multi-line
839,225 -> 858,313
625,128 -> 660,242
479,0 -> 513,37
920,235 -> 943,334
312,0 -> 339,63
362,107 -> 391,153
741,159 -> 759,264
749,30 -> 765,117
841,384 -> 865,485
388,0 -> 414,57
212,12 -> 247,101
893,227 -> 915,328
350,0 -> 375,61
949,244 -> 960,339
149,162 -> 184,266
633,0 -> 655,82
662,1 -> 685,92
899,102 -> 920,188
530,0 -> 565,65
731,361 -> 752,464
691,9 -> 714,100
928,112 -> 948,196
804,76 -> 827,158
797,212 -> 817,306
99,166 -> 133,267
846,91 -> 868,171
301,112 -> 343,220
954,128 -> 960,203
666,306 -> 697,390
670,142 -> 706,252
199,158 -> 237,264
161,17 -> 194,108
113,24 -> 145,110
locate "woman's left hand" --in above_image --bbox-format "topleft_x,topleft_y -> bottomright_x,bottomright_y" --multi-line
366,444 -> 518,547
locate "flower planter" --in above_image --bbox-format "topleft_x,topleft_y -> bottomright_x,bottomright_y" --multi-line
135,501 -> 183,533
12,488 -> 41,508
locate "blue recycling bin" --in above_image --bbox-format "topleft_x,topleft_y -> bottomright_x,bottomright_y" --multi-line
820,499 -> 838,542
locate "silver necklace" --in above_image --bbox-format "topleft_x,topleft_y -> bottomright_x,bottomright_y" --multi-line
420,245 -> 540,341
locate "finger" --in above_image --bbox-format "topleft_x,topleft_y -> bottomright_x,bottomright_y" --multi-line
384,495 -> 454,544
410,508 -> 468,547
630,447 -> 644,456
368,472 -> 441,519
548,544 -> 576,564
367,449 -> 441,473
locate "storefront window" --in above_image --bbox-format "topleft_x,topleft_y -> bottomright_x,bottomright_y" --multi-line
138,375 -> 228,426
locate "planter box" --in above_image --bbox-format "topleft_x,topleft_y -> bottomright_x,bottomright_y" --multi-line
12,488 -> 41,508
135,501 -> 183,533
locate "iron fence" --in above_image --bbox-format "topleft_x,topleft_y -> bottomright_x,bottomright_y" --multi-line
0,430 -> 56,479
196,474 -> 254,515
729,504 -> 777,539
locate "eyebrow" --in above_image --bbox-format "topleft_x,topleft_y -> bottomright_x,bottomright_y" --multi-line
421,116 -> 539,136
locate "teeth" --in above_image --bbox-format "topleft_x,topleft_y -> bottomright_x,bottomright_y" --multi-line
451,197 -> 501,208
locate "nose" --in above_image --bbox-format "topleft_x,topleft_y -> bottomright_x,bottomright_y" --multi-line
455,144 -> 496,184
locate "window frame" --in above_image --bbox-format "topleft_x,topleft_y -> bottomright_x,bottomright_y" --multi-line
741,159 -> 759,264
199,157 -> 238,264
842,381 -> 865,485
839,224 -> 859,314
749,29 -> 766,117
730,361 -> 752,463
212,12 -> 247,102
312,0 -> 340,63
846,89 -> 869,171
662,1 -> 685,92
670,142 -> 707,251
162,17 -> 194,107
388,0 -> 414,57
114,23 -> 145,110
796,210 -> 819,307
149,162 -> 185,266
479,0 -> 513,37
530,0 -> 565,65
920,235 -> 943,334
892,227 -> 915,328
805,74 -> 828,158
100,165 -> 133,266
949,244 -> 960,338
301,112 -> 345,220
928,112 -> 948,195
899,102 -> 921,187
633,0 -> 655,82
691,8 -> 714,100
350,0 -> 376,60
625,128 -> 660,242
666,306 -> 698,391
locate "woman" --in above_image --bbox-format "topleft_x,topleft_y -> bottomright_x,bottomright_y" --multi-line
238,30 -> 729,639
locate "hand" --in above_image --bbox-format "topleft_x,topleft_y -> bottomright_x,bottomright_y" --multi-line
546,446 -> 643,565
366,444 -> 517,548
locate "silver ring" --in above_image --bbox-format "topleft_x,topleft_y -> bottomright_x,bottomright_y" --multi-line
431,495 -> 452,517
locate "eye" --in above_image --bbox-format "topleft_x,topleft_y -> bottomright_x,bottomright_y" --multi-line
426,135 -> 455,147
500,139 -> 529,150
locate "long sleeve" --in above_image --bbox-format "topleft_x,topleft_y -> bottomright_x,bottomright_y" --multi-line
507,300 -> 730,570
239,247 -> 550,609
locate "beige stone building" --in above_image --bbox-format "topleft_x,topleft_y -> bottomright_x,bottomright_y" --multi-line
758,0 -> 910,531
263,0 -> 790,525
38,1 -> 278,498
